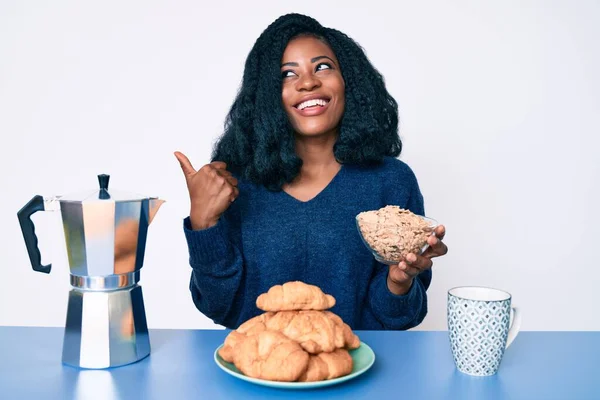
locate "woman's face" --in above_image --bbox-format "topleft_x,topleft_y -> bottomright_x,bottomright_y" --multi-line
281,36 -> 345,138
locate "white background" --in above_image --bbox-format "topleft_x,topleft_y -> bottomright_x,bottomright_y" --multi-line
1,0 -> 599,331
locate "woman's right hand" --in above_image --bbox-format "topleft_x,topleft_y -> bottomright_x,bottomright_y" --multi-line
174,151 -> 239,230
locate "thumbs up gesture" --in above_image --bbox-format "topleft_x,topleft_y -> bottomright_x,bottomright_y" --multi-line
174,151 -> 239,230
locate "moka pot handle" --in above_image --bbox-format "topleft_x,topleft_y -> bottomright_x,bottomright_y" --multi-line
17,195 -> 51,274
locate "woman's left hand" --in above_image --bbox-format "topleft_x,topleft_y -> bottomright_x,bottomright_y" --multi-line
387,225 -> 448,295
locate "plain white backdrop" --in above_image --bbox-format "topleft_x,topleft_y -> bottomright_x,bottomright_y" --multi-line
1,0 -> 599,331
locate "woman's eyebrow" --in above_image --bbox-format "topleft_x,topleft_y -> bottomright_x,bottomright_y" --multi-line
310,55 -> 334,63
281,55 -> 336,68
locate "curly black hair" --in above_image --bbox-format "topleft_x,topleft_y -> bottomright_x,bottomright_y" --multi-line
211,13 -> 402,191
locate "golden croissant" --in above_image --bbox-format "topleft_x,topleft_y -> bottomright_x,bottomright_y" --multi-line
298,349 -> 354,382
232,330 -> 309,382
256,281 -> 336,311
265,310 -> 360,353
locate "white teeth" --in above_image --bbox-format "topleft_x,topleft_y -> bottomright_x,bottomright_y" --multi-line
297,98 -> 329,110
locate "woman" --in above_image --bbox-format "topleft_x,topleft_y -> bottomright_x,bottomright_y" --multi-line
174,13 -> 448,330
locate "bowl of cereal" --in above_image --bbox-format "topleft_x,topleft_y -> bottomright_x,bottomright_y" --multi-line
356,206 -> 438,265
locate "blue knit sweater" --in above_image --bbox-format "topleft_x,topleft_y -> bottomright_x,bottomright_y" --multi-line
183,156 -> 431,330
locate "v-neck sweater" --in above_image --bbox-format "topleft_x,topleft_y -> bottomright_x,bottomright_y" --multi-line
183,156 -> 431,330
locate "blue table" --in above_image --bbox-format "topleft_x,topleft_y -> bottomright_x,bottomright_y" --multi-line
0,327 -> 598,399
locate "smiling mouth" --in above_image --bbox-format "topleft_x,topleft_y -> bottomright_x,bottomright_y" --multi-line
294,98 -> 331,110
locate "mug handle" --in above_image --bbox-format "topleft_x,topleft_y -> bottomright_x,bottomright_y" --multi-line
505,306 -> 521,348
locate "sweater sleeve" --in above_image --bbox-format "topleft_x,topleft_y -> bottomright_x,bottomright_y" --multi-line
362,160 -> 432,330
183,207 -> 245,328
364,265 -> 431,330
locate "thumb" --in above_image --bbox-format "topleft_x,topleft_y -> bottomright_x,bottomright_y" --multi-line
174,151 -> 196,177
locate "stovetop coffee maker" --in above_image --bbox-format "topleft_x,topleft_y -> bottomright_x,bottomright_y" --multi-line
17,174 -> 164,369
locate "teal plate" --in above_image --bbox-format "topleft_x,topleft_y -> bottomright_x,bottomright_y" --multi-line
214,341 -> 375,389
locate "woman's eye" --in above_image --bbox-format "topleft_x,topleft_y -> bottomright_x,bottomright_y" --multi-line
316,63 -> 332,72
282,70 -> 296,78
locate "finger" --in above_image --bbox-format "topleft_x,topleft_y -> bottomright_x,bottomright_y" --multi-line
216,169 -> 238,186
388,264 -> 411,282
219,182 -> 239,203
226,175 -> 238,186
394,262 -> 421,278
434,225 -> 446,241
228,189 -> 239,203
174,151 -> 197,176
210,161 -> 228,170
405,253 -> 433,271
425,235 -> 448,257
421,247 -> 437,260
433,238 -> 448,256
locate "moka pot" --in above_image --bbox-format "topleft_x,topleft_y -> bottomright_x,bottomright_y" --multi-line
17,174 -> 164,369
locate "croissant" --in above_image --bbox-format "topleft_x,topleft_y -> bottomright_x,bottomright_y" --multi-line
236,312 -> 273,335
265,310 -> 358,353
232,330 -> 310,382
297,348 -> 354,382
323,311 -> 361,350
218,312 -> 274,362
256,281 -> 336,312
218,330 -> 245,363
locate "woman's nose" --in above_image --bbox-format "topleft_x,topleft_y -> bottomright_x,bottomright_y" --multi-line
296,74 -> 321,91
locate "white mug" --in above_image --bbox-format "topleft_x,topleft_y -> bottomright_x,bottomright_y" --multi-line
447,286 -> 521,376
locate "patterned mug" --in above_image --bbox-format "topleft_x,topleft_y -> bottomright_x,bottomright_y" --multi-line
447,286 -> 521,376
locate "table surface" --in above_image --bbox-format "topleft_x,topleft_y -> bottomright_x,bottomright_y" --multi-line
0,327 -> 599,400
